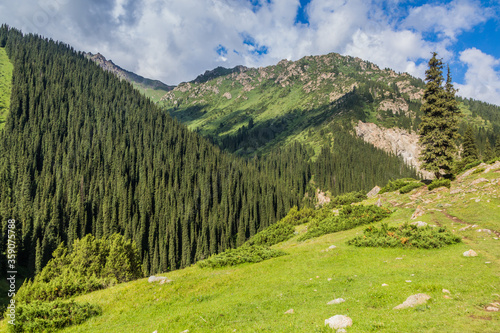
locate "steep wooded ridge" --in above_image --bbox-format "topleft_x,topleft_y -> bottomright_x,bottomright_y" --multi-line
159,51 -> 500,163
84,52 -> 173,102
0,26 -> 309,277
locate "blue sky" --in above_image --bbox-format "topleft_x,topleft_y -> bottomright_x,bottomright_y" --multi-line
0,0 -> 499,105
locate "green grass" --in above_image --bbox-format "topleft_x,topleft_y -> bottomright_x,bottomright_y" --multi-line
2,165 -> 499,332
0,47 -> 13,131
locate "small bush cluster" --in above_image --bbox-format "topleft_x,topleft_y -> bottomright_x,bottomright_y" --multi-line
326,191 -> 367,208
298,205 -> 391,241
246,206 -> 315,246
6,300 -> 101,333
379,179 -> 420,194
453,159 -> 481,174
428,178 -> 451,191
16,234 -> 142,304
347,223 -> 461,249
399,182 -> 424,194
197,245 -> 287,269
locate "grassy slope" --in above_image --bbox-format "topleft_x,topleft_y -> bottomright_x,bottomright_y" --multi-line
0,47 -> 13,131
2,165 -> 499,332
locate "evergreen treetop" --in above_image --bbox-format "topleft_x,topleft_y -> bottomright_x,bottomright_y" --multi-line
418,53 -> 461,179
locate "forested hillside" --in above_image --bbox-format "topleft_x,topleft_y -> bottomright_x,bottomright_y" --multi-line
0,26 -> 307,276
0,26 -> 418,281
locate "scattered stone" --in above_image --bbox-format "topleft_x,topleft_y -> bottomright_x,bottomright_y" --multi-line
284,309 -> 294,314
485,262 -> 491,264
471,178 -> 489,185
325,315 -> 353,330
406,280 -> 412,283
148,276 -> 172,284
328,278 -> 332,281
382,283 -> 388,287
410,221 -> 428,227
329,245 -> 337,249
316,276 -> 320,278
393,293 -> 431,309
442,289 -> 450,294
327,298 -> 346,305
180,330 -> 189,333
395,257 -> 403,260
463,249 -> 478,257
337,329 -> 347,333
477,229 -> 492,234
376,198 -> 382,207
443,295 -> 451,299
411,206 -> 425,219
367,185 -> 381,197
486,306 -> 499,312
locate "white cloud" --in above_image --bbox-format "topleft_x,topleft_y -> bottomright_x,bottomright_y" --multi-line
455,48 -> 500,106
402,0 -> 491,40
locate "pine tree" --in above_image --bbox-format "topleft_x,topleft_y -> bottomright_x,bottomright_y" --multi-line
418,53 -> 460,179
462,126 -> 479,161
483,138 -> 494,162
495,135 -> 500,158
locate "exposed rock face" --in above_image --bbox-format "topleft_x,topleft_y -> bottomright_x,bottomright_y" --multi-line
355,121 -> 434,179
367,186 -> 381,197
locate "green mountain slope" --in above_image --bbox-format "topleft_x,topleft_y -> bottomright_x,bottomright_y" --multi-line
5,161 -> 497,333
84,52 -> 174,102
160,53 -> 500,161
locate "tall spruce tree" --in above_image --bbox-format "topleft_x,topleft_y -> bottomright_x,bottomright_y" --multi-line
462,125 -> 479,161
418,53 -> 460,178
495,135 -> 500,158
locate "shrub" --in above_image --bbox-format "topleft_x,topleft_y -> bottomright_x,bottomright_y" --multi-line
326,191 -> 367,207
197,245 -> 287,269
379,178 -> 420,194
16,234 -> 142,303
399,182 -> 424,194
428,179 -> 451,191
246,206 -> 317,247
298,205 -> 391,241
6,300 -> 101,333
347,223 -> 461,249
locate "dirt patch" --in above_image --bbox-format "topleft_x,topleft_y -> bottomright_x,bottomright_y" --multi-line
441,210 -> 468,225
469,315 -> 492,321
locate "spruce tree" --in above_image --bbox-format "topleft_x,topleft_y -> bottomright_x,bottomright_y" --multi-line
483,138 -> 494,162
495,135 -> 500,158
462,126 -> 479,161
418,53 -> 460,179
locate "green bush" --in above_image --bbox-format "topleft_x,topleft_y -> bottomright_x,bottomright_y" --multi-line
197,245 -> 287,269
298,205 -> 391,241
428,179 -> 451,191
246,206 -> 315,246
5,300 -> 101,333
16,234 -> 142,303
347,223 -> 461,249
326,191 -> 367,207
399,182 -> 424,194
379,178 -> 419,194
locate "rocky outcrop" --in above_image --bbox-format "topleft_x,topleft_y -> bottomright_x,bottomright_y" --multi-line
355,121 -> 434,179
